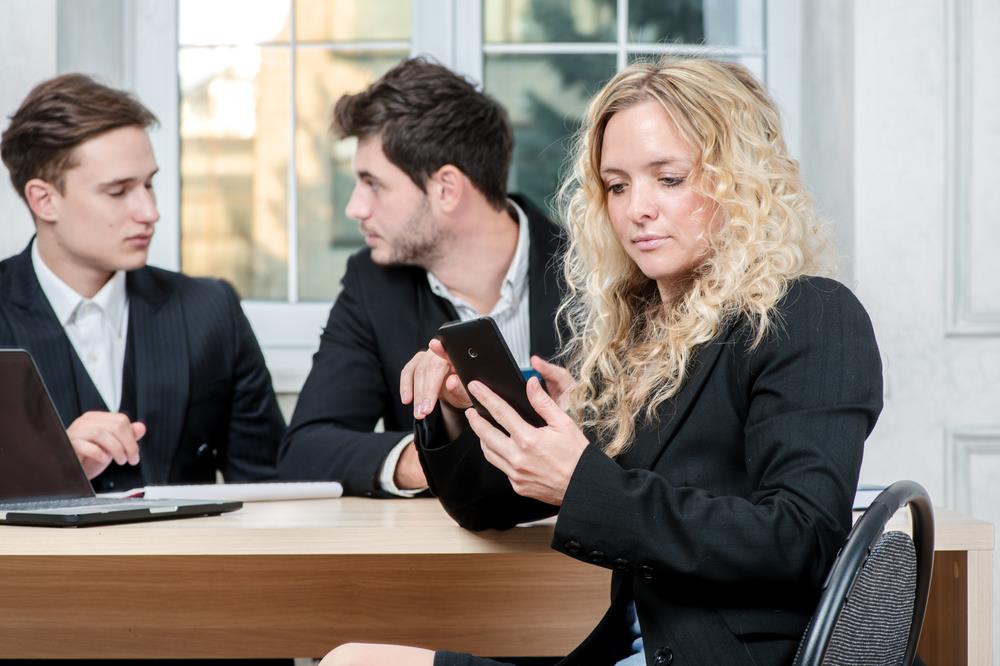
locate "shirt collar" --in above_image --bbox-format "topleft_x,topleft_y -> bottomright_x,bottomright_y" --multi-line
31,241 -> 128,332
426,198 -> 532,306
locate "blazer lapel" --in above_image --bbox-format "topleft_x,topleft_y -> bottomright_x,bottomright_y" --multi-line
413,266 -> 458,349
3,242 -> 81,425
522,201 -> 563,359
625,322 -> 736,471
127,268 -> 190,484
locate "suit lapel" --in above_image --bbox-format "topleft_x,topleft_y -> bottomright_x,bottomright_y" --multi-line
3,243 -> 81,425
412,266 -> 458,349
624,322 -> 736,471
127,268 -> 190,484
521,199 -> 563,359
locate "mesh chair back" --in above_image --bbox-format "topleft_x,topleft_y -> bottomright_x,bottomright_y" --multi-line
793,481 -> 934,666
821,531 -> 917,665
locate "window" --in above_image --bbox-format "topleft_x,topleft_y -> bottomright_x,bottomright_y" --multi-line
132,0 -> 793,392
480,0 -> 765,214
178,0 -> 410,302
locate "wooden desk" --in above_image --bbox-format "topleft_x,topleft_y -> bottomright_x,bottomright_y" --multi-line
0,499 -> 992,662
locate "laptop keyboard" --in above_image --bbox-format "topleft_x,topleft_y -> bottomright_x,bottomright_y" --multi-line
0,497 -> 134,510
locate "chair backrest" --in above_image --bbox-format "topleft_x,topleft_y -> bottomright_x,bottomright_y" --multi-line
793,480 -> 935,666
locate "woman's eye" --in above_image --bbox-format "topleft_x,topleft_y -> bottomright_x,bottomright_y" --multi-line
606,183 -> 625,195
660,176 -> 685,187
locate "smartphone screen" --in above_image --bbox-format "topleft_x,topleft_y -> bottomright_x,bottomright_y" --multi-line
435,318 -> 546,431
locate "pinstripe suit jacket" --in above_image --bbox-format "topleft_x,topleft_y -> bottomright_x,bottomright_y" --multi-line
0,241 -> 285,485
417,277 -> 883,665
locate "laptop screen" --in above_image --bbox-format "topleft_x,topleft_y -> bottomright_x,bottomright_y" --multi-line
0,350 -> 95,501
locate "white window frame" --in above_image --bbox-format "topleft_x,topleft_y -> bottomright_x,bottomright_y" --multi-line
131,0 -> 801,394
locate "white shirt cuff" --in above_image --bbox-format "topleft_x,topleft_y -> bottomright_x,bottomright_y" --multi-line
378,433 -> 428,497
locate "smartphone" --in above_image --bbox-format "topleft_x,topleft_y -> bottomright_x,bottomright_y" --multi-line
435,317 -> 546,431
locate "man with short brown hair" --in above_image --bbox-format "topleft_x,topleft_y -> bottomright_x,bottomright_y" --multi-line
0,73 -> 285,491
278,58 -> 566,497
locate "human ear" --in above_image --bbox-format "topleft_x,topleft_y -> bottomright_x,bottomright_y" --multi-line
429,164 -> 465,214
24,179 -> 59,224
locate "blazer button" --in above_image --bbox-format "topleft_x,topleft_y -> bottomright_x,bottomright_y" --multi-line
613,557 -> 630,572
638,564 -> 654,580
196,443 -> 210,458
564,540 -> 582,555
587,550 -> 606,565
653,647 -> 673,664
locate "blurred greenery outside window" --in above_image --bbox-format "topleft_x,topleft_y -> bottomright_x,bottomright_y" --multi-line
178,0 -> 763,303
484,0 -> 763,219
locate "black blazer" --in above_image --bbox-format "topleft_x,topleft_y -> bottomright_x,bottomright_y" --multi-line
417,277 -> 883,666
278,196 -> 565,496
0,242 -> 285,485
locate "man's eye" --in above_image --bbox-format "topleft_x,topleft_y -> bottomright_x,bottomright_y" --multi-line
108,190 -> 126,197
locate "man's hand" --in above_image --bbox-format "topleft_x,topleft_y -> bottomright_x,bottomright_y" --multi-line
401,339 -> 473,439
65,411 -> 145,480
400,339 -> 472,417
393,441 -> 428,490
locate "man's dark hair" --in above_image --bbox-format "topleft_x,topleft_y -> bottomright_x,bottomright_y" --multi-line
1,73 -> 158,202
332,57 -> 513,211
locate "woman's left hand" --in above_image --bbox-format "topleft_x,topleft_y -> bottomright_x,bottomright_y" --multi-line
465,376 -> 589,506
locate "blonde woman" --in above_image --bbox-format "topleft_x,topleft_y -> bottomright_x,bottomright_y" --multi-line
324,57 -> 883,666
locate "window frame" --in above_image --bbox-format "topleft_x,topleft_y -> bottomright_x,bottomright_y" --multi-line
134,0 -> 801,393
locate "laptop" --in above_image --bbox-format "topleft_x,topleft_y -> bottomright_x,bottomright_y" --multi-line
0,349 -> 242,527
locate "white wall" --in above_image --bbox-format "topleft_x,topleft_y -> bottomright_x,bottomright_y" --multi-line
851,0 -> 1000,659
0,0 -> 57,257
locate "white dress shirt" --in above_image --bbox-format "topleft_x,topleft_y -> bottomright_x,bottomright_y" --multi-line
31,243 -> 129,412
378,200 -> 533,496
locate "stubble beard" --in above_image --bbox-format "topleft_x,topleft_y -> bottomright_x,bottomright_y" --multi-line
376,197 -> 445,269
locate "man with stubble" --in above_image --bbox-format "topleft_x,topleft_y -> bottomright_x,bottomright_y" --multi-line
279,58 -> 567,498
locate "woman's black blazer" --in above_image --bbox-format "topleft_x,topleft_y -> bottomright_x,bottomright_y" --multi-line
416,276 -> 883,666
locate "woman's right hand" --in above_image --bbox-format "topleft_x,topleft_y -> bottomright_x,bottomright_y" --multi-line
400,339 -> 473,434
530,355 -> 576,410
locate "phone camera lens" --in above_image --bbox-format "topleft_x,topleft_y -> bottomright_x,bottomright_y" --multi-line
468,348 -> 478,358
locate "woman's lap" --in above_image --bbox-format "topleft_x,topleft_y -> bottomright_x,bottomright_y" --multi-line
433,652 -> 514,666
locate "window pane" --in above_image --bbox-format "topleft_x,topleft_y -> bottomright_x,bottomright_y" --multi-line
296,0 -> 411,42
179,0 -> 291,45
180,47 -> 290,300
485,54 -> 616,208
485,0 -> 616,43
295,51 -> 406,301
628,0 -> 761,48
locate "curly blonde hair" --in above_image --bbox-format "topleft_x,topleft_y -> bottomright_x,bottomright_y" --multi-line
557,57 -> 832,457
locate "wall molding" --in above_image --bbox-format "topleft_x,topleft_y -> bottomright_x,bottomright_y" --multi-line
945,0 -> 1000,336
944,427 -> 1000,512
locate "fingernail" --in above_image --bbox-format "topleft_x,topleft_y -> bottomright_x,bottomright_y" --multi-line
419,399 -> 431,416
467,381 -> 481,395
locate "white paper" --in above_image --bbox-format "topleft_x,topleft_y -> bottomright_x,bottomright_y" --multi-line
853,484 -> 887,510
98,481 -> 343,502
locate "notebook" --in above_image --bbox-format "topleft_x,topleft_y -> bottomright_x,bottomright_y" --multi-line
0,349 -> 242,527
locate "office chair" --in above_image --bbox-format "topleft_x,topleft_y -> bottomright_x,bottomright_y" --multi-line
793,480 -> 934,666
